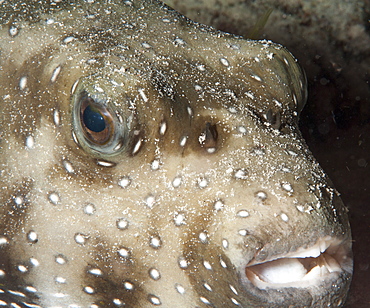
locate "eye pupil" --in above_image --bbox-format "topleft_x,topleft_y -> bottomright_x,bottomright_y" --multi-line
83,104 -> 106,132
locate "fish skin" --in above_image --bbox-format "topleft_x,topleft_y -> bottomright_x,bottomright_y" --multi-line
0,0 -> 352,307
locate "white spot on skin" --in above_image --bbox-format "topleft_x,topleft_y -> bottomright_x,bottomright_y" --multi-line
234,169 -> 248,180
17,265 -> 28,273
229,44 -> 240,50
118,247 -> 130,258
48,192 -> 60,205
9,25 -> 19,37
149,236 -> 162,249
287,150 -> 298,156
63,36 -> 75,43
214,200 -> 224,211
53,109 -> 61,126
142,42 -> 151,49
148,295 -> 161,305
175,283 -> 185,294
203,260 -> 212,270
282,182 -> 294,193
179,136 -> 188,147
123,281 -> 134,290
222,239 -> 229,249
29,258 -> 39,267
281,213 -> 289,222
172,176 -> 182,188
187,106 -> 193,116
237,210 -> 249,218
228,106 -> 238,114
25,135 -> 35,149
193,83 -> 204,92
238,229 -> 248,236
252,147 -> 265,156
88,268 -> 103,276
237,126 -> 248,134
25,286 -> 38,293
132,138 -> 142,155
83,203 -> 96,215
145,195 -> 156,209
231,298 -> 240,305
159,121 -> 167,135
203,283 -> 212,291
118,176 -> 131,188
62,160 -> 74,173
178,256 -> 189,269
174,213 -> 186,226
116,218 -> 129,230
8,290 -> 27,298
55,255 -> 67,265
138,88 -> 148,102
220,58 -> 230,67
27,231 -> 38,243
197,177 -> 209,189
19,76 -> 27,91
113,298 -> 123,306
151,159 -> 160,170
0,237 -> 8,246
74,233 -> 89,245
149,268 -> 161,280
220,257 -> 227,268
55,277 -> 66,284
256,191 -> 267,201
14,195 -> 23,205
96,160 -> 116,167
245,91 -> 255,100
197,64 -> 206,71
174,38 -> 186,46
94,85 -> 104,93
200,297 -> 212,305
83,286 -> 95,294
251,74 -> 262,81
199,232 -> 208,244
50,66 -> 61,83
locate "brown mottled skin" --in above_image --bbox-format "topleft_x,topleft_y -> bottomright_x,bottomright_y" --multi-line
0,0 -> 352,307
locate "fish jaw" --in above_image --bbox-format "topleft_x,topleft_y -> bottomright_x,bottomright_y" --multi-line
0,0 -> 352,307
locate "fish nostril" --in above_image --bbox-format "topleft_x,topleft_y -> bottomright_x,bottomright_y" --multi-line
264,109 -> 283,130
199,122 -> 218,152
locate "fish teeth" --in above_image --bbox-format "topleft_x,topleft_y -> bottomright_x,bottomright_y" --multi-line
245,236 -> 347,289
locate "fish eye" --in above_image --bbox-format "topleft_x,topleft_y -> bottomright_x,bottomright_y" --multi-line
72,89 -> 128,156
80,96 -> 113,145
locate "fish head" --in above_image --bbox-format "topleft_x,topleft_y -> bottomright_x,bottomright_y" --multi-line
0,0 -> 352,307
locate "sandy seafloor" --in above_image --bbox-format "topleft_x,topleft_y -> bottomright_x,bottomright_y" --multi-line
163,0 -> 370,307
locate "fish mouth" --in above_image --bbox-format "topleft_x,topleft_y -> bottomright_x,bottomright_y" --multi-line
245,236 -> 352,289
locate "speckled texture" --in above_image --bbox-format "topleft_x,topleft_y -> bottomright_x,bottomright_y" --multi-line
164,1 -> 370,307
0,0 -> 355,307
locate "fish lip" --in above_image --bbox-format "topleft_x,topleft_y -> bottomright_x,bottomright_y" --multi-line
244,236 -> 353,290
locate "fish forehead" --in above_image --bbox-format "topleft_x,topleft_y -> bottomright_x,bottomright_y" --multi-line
0,0 -> 351,308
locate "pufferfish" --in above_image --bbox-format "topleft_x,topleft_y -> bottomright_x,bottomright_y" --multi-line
0,0 -> 352,307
